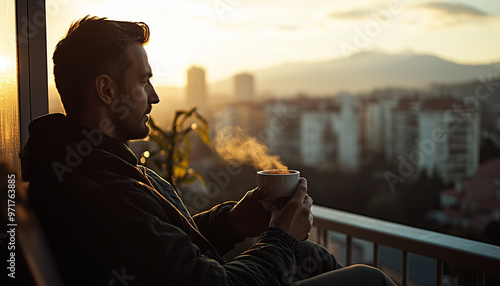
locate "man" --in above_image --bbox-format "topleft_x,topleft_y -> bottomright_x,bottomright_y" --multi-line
21,16 -> 396,285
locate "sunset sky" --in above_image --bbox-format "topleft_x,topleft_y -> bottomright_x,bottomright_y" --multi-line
37,0 -> 500,87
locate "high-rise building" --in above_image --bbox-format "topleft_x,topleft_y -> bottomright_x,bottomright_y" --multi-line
418,98 -> 480,184
299,95 -> 360,171
385,97 -> 480,185
265,100 -> 302,165
364,99 -> 386,154
186,66 -> 207,112
385,97 -> 420,164
301,110 -> 338,168
234,73 -> 254,100
333,94 -> 360,171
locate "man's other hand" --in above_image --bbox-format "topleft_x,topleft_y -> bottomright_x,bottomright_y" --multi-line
228,187 -> 272,238
269,178 -> 313,242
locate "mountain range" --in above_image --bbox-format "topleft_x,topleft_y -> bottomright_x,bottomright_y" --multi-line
209,51 -> 500,96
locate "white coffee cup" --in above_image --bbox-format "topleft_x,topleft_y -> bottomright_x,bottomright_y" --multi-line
257,169 -> 300,211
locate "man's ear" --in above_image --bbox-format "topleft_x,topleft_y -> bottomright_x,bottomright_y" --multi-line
95,74 -> 118,105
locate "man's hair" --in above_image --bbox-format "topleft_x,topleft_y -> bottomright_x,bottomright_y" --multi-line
53,16 -> 150,119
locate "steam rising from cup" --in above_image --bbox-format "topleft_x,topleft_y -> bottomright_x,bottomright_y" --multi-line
214,127 -> 288,170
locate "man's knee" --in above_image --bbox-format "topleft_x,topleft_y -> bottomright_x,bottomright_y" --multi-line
348,265 -> 395,285
300,241 -> 330,258
299,241 -> 337,267
295,241 -> 340,280
292,264 -> 396,286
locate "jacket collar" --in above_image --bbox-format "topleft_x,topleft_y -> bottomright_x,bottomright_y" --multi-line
22,113 -> 139,181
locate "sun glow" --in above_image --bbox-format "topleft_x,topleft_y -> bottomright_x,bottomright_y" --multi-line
45,0 -> 500,88
0,54 -> 15,73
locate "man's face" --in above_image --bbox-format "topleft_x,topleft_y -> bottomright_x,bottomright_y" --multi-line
112,42 -> 159,141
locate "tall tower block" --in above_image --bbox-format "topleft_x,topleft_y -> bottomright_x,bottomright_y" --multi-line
186,66 -> 207,111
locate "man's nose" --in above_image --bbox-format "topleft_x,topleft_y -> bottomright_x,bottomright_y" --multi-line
148,84 -> 160,104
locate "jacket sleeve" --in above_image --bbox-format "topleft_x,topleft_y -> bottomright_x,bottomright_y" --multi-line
107,188 -> 301,286
192,201 -> 246,256
41,174 -> 300,286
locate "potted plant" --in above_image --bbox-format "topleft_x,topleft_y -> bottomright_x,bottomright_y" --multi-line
144,107 -> 211,189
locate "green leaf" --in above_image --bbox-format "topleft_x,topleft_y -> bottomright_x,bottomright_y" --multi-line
191,172 -> 207,186
180,127 -> 194,137
172,110 -> 186,131
195,126 -> 211,148
183,136 -> 192,154
173,149 -> 189,169
173,164 -> 188,179
178,107 -> 197,128
194,111 -> 208,128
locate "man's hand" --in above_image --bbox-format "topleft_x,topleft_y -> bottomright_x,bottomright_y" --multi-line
227,187 -> 272,238
269,178 -> 313,242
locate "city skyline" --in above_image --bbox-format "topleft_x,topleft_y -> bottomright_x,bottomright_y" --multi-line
37,0 -> 500,89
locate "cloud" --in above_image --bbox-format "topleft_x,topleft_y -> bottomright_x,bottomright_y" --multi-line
329,9 -> 373,20
418,1 -> 490,18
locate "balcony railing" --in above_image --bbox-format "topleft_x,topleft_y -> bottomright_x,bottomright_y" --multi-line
311,205 -> 500,286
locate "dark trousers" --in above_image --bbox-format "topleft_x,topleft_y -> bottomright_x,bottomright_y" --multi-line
292,241 -> 398,286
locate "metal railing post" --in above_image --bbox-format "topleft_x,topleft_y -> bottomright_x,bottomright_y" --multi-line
346,235 -> 352,266
477,271 -> 485,286
373,243 -> 379,267
402,251 -> 408,286
436,260 -> 443,286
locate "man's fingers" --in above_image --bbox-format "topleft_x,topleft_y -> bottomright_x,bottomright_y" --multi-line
291,178 -> 307,201
304,194 -> 313,208
251,187 -> 269,201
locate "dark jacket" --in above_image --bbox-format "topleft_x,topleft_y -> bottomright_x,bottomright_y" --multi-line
21,113 -> 299,285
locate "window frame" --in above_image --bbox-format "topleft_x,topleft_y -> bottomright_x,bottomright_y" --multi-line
16,0 -> 49,148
